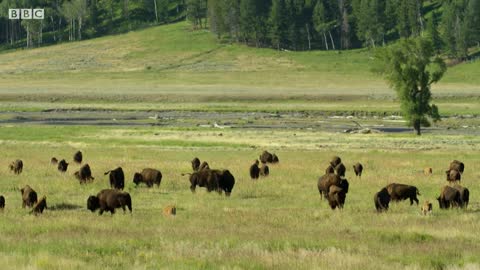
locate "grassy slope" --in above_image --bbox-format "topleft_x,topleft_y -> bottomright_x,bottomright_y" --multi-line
0,126 -> 479,269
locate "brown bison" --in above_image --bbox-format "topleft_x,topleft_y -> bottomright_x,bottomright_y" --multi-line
32,196 -> 47,215
133,168 -> 162,187
421,201 -> 433,215
386,183 -> 420,205
260,164 -> 270,177
327,185 -> 346,209
249,160 -> 260,179
57,159 -> 69,172
51,157 -> 58,165
74,164 -> 94,184
423,167 -> 433,176
21,185 -> 38,208
199,161 -> 210,171
353,163 -> 364,178
163,205 -> 176,216
453,184 -> 469,208
445,169 -> 461,182
87,189 -> 132,215
317,174 -> 349,200
73,151 -> 83,164
188,169 -> 235,196
437,185 -> 461,209
449,160 -> 465,174
260,151 -> 279,164
335,163 -> 346,177
105,167 -> 125,190
325,165 -> 335,174
374,187 -> 391,212
271,154 -> 279,163
330,156 -> 342,168
191,157 -> 201,171
0,195 -> 5,209
9,159 -> 23,174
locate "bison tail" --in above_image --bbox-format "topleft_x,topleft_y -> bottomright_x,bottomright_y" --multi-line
181,173 -> 192,177
103,171 -> 111,175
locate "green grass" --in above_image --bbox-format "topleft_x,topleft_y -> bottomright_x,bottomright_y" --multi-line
0,126 -> 480,269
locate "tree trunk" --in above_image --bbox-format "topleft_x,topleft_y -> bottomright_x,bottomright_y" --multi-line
323,32 -> 329,50
414,121 -> 421,135
329,31 -> 335,50
306,24 -> 311,50
154,0 -> 158,23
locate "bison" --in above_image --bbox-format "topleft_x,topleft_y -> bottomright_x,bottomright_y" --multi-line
21,185 -> 38,208
32,196 -> 47,215
9,159 -> 23,174
423,167 -> 433,176
105,167 -> 125,190
325,165 -> 335,174
74,164 -> 94,184
437,185 -> 461,209
199,161 -> 210,171
87,189 -> 132,215
353,163 -> 363,178
374,187 -> 391,212
421,201 -> 433,215
317,174 -> 348,200
191,157 -> 201,171
133,168 -> 162,188
453,184 -> 469,208
51,157 -> 58,165
449,160 -> 465,174
249,160 -> 260,179
335,163 -> 346,177
260,164 -> 270,177
188,169 -> 235,196
57,159 -> 69,172
445,169 -> 461,182
259,151 -> 274,163
0,195 -> 4,209
216,169 -> 235,196
327,185 -> 346,209
73,151 -> 83,164
386,183 -> 420,205
163,205 -> 176,216
330,156 -> 342,168
271,154 -> 279,163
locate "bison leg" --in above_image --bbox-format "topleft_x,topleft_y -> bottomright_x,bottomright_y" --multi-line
190,185 -> 196,193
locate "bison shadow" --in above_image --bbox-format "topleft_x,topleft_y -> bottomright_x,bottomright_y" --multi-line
49,203 -> 83,211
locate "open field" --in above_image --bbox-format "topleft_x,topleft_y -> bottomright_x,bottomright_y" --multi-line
0,125 -> 479,269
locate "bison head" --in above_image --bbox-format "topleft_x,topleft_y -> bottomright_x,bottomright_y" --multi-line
133,173 -> 143,185
87,196 -> 100,212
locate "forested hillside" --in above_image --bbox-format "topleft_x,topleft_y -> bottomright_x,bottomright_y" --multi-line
1,0 -> 479,60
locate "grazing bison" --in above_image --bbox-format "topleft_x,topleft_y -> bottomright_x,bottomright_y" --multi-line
259,151 -> 274,163
330,156 -> 342,168
57,159 -> 69,172
51,157 -> 58,165
216,169 -> 235,196
353,163 -> 364,178
191,157 -> 201,171
32,196 -> 47,215
446,169 -> 461,182
449,160 -> 465,174
74,164 -> 94,184
0,195 -> 4,209
335,163 -> 346,177
271,154 -> 279,163
105,167 -> 125,190
328,185 -> 346,209
453,184 -> 469,208
249,160 -> 260,179
325,165 -> 335,174
421,201 -> 433,215
163,205 -> 176,216
21,185 -> 38,208
260,164 -> 270,177
9,159 -> 23,174
73,151 -> 82,164
188,169 -> 235,196
437,185 -> 461,209
386,183 -> 420,205
374,187 -> 391,212
133,168 -> 162,187
423,167 -> 433,176
87,189 -> 132,215
199,161 -> 210,171
317,173 -> 344,200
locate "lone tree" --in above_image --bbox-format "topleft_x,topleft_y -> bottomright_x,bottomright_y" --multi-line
377,38 -> 446,135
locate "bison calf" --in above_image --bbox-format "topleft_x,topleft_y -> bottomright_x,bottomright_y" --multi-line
421,201 -> 432,215
163,205 -> 176,216
87,189 -> 132,215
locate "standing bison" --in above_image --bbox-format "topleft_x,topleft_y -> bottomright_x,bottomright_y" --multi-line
57,159 -> 69,172
51,157 -> 58,165
9,159 -> 23,175
259,151 -> 279,164
453,184 -> 469,208
105,167 -> 125,190
353,163 -> 364,178
249,160 -> 260,180
449,160 -> 465,174
32,196 -> 47,215
191,157 -> 201,171
74,164 -> 94,184
327,185 -> 346,209
325,165 -> 335,174
374,187 -> 391,212
260,164 -> 270,177
87,189 -> 132,215
445,169 -> 461,182
437,186 -> 461,209
386,183 -> 420,205
188,169 -> 235,196
21,185 -> 38,208
330,156 -> 342,168
0,195 -> 5,209
199,161 -> 210,171
133,168 -> 162,187
73,151 -> 83,164
317,173 -> 349,200
335,163 -> 346,177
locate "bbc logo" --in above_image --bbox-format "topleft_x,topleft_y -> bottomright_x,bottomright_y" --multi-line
9,9 -> 44,20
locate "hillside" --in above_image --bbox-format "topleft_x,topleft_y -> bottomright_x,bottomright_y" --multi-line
0,21 -> 479,100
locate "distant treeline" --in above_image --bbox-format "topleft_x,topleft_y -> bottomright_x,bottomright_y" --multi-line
197,0 -> 480,59
1,0 -> 479,60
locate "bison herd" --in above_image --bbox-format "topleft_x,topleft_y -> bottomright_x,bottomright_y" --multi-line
0,150 -> 473,217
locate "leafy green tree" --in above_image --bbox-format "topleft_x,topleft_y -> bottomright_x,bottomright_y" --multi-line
376,38 -> 446,135
426,11 -> 442,53
269,0 -> 287,50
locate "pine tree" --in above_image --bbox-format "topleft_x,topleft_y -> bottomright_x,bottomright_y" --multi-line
269,0 -> 287,50
426,11 -> 442,53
